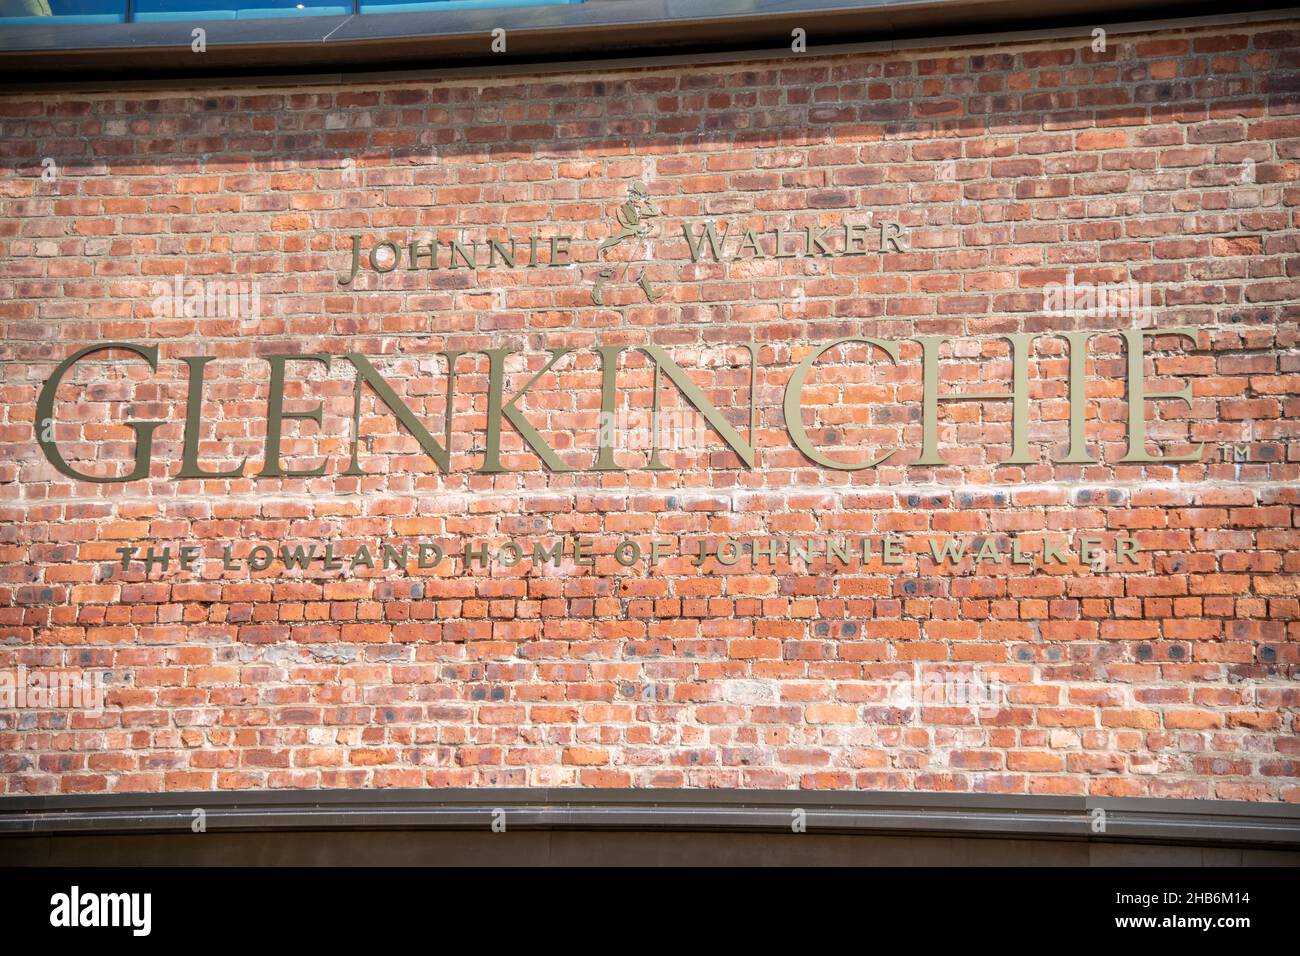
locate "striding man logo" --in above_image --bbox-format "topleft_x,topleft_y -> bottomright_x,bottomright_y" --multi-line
592,179 -> 664,305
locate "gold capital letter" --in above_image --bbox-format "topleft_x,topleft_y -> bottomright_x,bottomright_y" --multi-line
36,342 -> 163,483
1119,328 -> 1205,463
259,354 -> 331,478
784,336 -> 899,470
178,356 -> 247,479
480,348 -> 574,473
639,344 -> 758,469
1055,331 -> 1098,464
915,333 -> 1036,467
343,352 -> 461,475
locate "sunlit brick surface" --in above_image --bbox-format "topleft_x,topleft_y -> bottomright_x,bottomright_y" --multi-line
1,19 -> 1298,798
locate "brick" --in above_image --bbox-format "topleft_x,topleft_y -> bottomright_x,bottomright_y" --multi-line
0,18 -> 1294,807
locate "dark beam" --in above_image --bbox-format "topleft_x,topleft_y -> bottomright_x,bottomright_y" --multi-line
1,1 -> 1296,87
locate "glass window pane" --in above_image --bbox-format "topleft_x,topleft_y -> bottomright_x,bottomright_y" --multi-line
0,0 -> 125,24
130,0 -> 349,20
359,0 -> 582,15
0,0 -> 583,24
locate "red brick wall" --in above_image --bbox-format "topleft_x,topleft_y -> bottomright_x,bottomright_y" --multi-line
1,17 -> 1298,800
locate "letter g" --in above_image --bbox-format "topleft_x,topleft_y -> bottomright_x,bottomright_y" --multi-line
36,343 -> 163,483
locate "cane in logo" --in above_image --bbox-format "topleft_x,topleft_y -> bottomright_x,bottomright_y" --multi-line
592,179 -> 664,305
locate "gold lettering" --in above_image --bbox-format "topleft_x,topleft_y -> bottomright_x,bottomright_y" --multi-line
1119,328 -> 1205,464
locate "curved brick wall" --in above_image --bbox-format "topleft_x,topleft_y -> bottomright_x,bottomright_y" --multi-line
0,17 -> 1297,800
